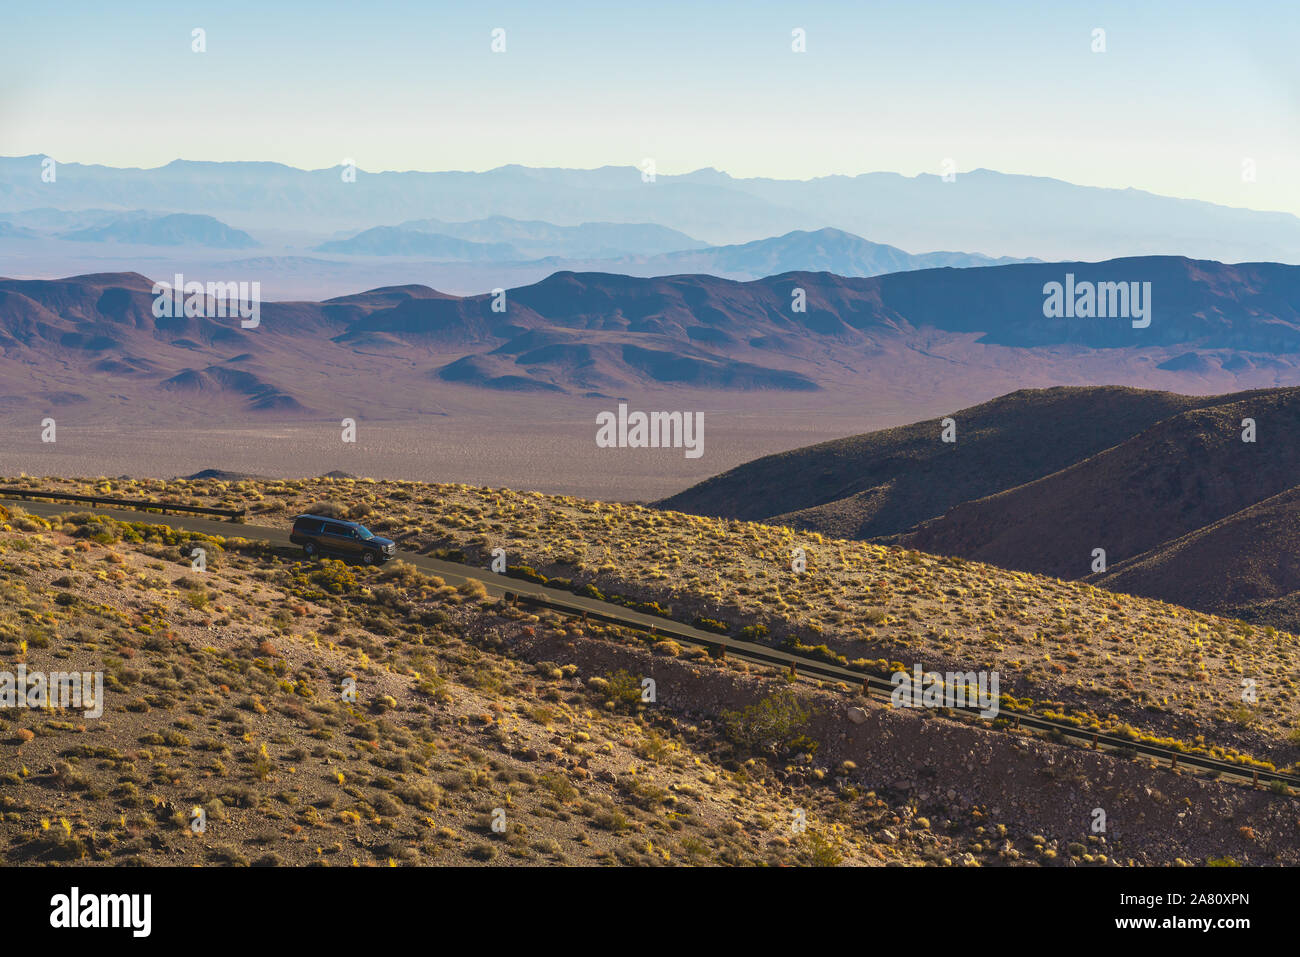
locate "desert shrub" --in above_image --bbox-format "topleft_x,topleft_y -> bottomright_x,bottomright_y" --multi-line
396,780 -> 444,810
692,616 -> 730,635
539,773 -> 578,802
457,579 -> 488,600
506,565 -> 548,585
377,560 -> 423,585
803,830 -> 843,867
604,669 -> 643,711
723,688 -> 815,755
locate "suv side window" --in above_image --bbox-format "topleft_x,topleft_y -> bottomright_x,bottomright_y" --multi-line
297,519 -> 323,534
324,523 -> 352,537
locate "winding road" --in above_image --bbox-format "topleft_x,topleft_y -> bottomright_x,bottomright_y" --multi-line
4,494 -> 1296,791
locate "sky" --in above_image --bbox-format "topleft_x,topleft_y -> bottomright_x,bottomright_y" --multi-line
2,0 -> 1298,215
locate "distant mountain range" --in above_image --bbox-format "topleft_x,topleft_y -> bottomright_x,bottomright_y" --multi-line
3,156 -> 1298,262
0,200 -> 1032,295
2,207 -> 262,249
313,223 -> 1032,276
658,383 -> 1300,631
316,227 -> 521,260
327,217 -> 707,259
316,216 -> 703,260
2,257 -> 1299,420
616,228 -> 1034,278
0,221 -> 37,240
57,212 -> 259,249
1,207 -> 124,230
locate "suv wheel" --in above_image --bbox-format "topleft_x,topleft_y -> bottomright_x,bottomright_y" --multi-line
303,542 -> 317,558
362,550 -> 377,566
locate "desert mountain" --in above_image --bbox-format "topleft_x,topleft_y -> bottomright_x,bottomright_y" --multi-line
3,258 -> 1300,417
901,389 -> 1300,578
384,216 -> 706,259
315,227 -> 521,260
656,386 -> 1256,537
312,224 -> 1027,277
318,214 -> 708,260
1091,484 -> 1300,631
58,212 -> 259,248
619,228 -> 1033,280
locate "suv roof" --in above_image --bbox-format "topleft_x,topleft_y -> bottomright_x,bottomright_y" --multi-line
294,514 -> 360,528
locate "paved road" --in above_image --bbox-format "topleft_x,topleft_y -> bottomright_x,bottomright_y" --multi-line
2,497 -> 816,669
6,496 -> 1295,788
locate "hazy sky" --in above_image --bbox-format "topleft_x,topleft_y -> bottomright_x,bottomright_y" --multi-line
3,0 -> 1297,214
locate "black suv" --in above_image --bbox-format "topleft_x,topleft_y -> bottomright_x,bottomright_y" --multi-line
290,514 -> 396,565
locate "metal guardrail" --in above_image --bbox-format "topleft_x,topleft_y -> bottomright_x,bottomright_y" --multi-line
503,589 -> 1300,789
0,488 -> 245,519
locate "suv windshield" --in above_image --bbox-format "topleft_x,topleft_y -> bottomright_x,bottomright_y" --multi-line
354,525 -> 375,540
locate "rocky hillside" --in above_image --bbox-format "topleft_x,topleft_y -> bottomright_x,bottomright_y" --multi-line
2,495 -> 1296,866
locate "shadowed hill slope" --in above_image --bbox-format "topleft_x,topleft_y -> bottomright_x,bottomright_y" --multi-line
902,388 -> 1300,579
1091,484 -> 1300,618
661,384 -> 1300,630
656,386 -> 1256,538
